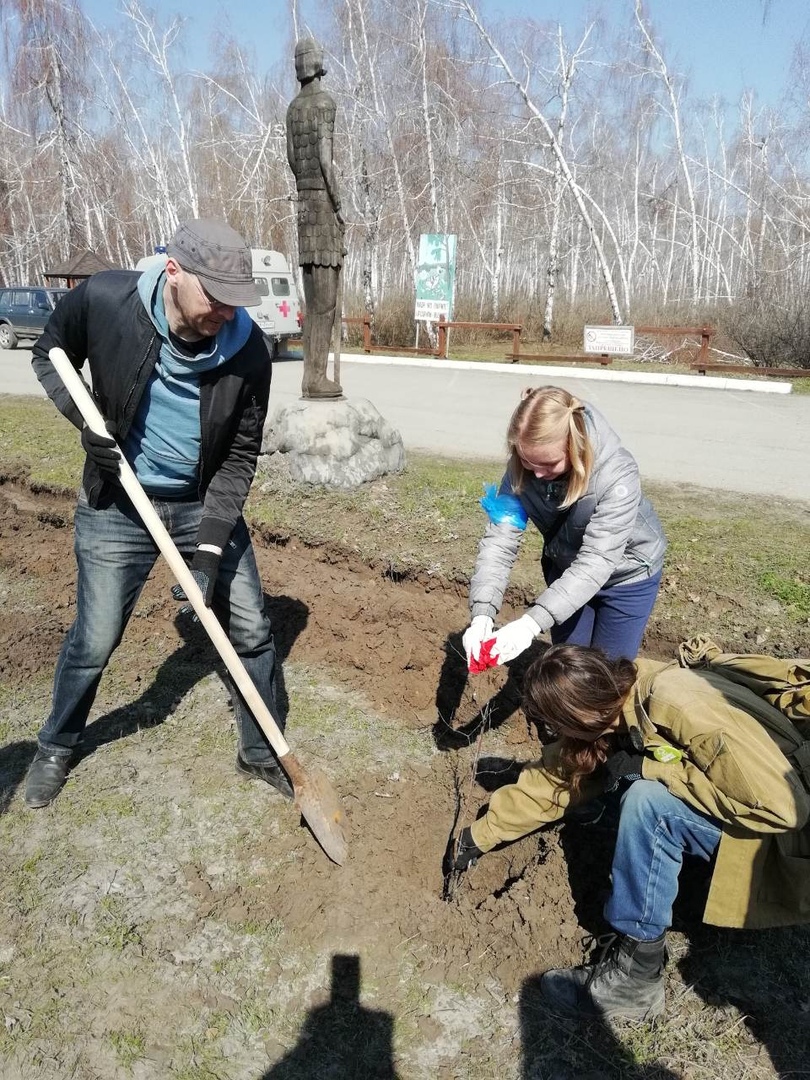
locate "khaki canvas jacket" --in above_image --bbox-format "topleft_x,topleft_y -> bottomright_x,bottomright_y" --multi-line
470,639 -> 810,929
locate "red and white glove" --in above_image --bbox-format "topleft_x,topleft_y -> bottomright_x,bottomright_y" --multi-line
462,615 -> 494,668
490,614 -> 541,665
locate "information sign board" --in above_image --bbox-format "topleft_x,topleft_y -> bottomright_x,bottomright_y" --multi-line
414,234 -> 457,322
583,325 -> 635,355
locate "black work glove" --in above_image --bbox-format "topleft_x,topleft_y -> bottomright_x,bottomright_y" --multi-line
171,546 -> 222,612
603,751 -> 644,793
443,826 -> 484,875
81,423 -> 121,479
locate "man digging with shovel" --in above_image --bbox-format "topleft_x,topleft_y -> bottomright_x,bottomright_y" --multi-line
25,218 -> 294,810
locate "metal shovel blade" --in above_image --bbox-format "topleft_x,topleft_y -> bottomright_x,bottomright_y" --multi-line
282,753 -> 348,865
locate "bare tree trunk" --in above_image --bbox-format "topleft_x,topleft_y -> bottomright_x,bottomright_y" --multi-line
124,0 -> 199,217
635,0 -> 699,304
45,45 -> 85,251
360,148 -> 379,317
416,0 -> 440,234
455,0 -> 622,323
543,25 -> 591,339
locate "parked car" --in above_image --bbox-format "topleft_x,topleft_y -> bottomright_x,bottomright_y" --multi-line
0,286 -> 69,349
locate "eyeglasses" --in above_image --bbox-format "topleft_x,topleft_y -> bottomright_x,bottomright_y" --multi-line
187,270 -> 234,312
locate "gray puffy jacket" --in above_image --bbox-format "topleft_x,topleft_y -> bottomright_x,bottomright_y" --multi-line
469,403 -> 667,633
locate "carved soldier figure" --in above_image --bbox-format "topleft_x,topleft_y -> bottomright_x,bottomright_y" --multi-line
286,37 -> 344,400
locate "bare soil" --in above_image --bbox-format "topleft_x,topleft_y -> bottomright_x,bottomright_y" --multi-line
1,480 -> 808,1080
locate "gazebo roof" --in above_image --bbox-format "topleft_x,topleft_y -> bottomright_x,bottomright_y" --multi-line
44,249 -> 119,280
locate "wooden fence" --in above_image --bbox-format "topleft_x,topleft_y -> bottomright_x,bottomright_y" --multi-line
339,316 -> 807,379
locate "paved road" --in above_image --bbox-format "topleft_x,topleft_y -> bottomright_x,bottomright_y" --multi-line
2,346 -> 808,501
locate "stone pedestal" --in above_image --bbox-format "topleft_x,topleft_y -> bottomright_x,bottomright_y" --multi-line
260,397 -> 405,489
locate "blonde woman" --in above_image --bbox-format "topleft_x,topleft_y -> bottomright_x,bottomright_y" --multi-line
463,386 -> 666,667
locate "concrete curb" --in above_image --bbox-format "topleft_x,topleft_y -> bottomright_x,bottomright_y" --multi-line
336,353 -> 793,394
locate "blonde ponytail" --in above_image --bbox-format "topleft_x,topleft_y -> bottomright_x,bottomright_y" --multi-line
506,386 -> 593,505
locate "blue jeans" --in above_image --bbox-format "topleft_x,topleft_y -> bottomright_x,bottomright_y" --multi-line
604,780 -> 722,940
38,488 -> 283,765
545,559 -> 662,660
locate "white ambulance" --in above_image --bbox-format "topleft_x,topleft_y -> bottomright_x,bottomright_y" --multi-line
250,249 -> 303,354
135,247 -> 302,355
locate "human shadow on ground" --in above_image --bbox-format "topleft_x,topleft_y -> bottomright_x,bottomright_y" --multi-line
447,746 -> 806,1076
262,953 -> 400,1079
0,592 -> 308,814
519,818 -> 713,1079
678,921 -> 810,1079
540,824 -> 809,1077
0,739 -> 38,816
519,971 -> 681,1079
527,810 -> 804,1078
432,632 -> 546,751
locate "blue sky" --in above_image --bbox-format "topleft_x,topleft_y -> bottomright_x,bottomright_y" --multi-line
83,0 -> 809,109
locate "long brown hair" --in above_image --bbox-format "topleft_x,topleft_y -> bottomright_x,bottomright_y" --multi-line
522,644 -> 638,791
506,386 -> 593,508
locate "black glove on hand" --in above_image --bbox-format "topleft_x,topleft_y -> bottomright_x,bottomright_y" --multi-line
171,547 -> 222,611
81,423 -> 121,478
603,751 -> 645,793
444,826 -> 484,875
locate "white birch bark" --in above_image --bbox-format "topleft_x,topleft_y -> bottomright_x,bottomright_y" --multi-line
454,0 -> 623,323
634,0 -> 699,303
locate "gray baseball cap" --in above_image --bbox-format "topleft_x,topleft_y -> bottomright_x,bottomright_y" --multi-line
167,218 -> 260,307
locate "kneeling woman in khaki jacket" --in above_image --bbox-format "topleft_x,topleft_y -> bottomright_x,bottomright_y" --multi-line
449,639 -> 810,1020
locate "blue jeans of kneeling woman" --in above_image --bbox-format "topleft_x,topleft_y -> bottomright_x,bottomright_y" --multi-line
38,488 -> 283,764
604,780 -> 722,940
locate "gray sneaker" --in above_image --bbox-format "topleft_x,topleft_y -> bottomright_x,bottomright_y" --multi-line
540,932 -> 666,1021
25,750 -> 72,808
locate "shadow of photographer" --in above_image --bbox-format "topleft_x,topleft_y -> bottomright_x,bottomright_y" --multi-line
262,953 -> 399,1079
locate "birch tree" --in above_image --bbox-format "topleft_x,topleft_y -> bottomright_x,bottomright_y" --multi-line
451,0 -> 623,323
633,0 -> 700,304
542,24 -> 592,338
1,0 -> 91,252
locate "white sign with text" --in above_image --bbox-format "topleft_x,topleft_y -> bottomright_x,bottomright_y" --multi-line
583,325 -> 635,355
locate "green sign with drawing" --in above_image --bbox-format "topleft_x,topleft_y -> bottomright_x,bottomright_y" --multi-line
414,233 -> 457,322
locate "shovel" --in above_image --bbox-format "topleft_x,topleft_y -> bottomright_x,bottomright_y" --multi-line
48,347 -> 348,865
